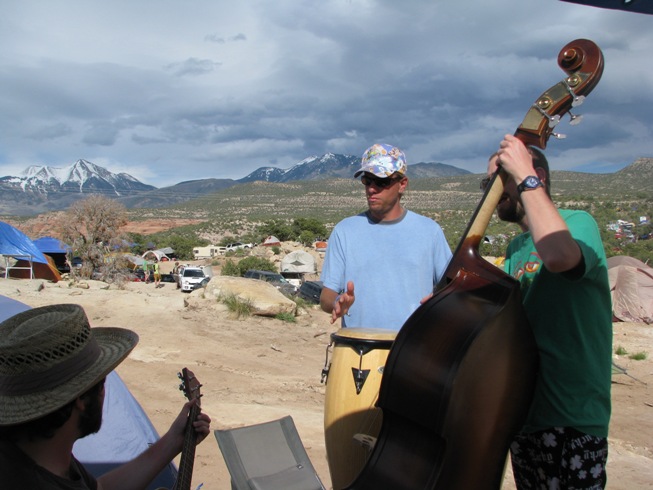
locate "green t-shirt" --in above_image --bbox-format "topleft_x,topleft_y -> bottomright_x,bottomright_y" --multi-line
504,209 -> 612,437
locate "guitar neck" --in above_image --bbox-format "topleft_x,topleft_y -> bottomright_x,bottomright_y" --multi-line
172,403 -> 200,490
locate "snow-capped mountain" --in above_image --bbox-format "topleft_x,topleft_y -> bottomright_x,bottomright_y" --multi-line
1,159 -> 155,196
238,152 -> 470,183
239,153 -> 362,183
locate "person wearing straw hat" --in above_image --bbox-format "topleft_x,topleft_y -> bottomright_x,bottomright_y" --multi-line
320,143 -> 452,330
0,303 -> 211,489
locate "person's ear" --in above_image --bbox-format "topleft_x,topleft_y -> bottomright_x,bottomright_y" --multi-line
535,166 -> 547,184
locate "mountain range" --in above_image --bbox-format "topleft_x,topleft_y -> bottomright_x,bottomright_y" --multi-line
0,154 -> 469,215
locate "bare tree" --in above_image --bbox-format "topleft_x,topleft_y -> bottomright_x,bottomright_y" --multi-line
60,195 -> 128,278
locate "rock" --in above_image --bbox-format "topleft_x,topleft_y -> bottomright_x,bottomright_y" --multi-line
190,275 -> 297,317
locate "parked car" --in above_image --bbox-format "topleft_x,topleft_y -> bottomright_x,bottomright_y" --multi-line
225,242 -> 254,252
176,265 -> 213,292
244,269 -> 298,296
297,280 -> 324,304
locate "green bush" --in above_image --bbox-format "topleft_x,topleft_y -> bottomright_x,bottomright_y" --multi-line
221,260 -> 241,276
234,256 -> 277,276
220,293 -> 253,318
275,312 -> 296,323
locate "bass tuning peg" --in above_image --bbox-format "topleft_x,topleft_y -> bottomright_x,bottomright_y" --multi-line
568,112 -> 583,126
552,132 -> 567,140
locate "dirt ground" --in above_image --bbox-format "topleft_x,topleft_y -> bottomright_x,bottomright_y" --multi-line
0,277 -> 651,489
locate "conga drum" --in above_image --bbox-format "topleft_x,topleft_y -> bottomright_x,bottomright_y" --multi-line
323,328 -> 396,490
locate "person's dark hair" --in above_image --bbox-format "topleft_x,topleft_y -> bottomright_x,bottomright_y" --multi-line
0,378 -> 105,442
529,147 -> 551,197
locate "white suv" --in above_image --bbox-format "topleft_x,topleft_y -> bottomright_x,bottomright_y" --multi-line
177,265 -> 213,292
225,242 -> 254,252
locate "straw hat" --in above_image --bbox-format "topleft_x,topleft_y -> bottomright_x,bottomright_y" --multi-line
0,304 -> 139,426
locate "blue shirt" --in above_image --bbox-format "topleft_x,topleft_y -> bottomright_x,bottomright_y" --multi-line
321,209 -> 452,330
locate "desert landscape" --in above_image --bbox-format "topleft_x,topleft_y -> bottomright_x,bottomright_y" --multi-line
0,270 -> 651,489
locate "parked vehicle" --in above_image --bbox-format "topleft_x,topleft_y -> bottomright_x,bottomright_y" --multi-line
244,269 -> 298,296
297,280 -> 324,304
175,265 -> 213,292
225,242 -> 254,252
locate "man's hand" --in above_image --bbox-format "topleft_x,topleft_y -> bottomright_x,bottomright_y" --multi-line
169,399 -> 211,449
331,281 -> 355,324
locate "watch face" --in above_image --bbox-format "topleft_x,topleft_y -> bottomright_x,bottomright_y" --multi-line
525,176 -> 539,188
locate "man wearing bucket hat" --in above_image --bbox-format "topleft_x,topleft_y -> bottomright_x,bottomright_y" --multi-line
320,143 -> 452,330
0,303 -> 211,489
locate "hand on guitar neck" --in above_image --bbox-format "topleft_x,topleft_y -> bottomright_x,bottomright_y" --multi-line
168,368 -> 211,490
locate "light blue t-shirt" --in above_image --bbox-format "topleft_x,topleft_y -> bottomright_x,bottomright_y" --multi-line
321,209 -> 452,330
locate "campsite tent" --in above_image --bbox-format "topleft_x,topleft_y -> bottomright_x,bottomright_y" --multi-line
0,221 -> 61,282
608,255 -> 653,324
262,235 -> 281,246
281,250 -> 316,274
280,250 -> 317,286
0,296 -> 177,490
33,236 -> 72,273
142,247 -> 174,262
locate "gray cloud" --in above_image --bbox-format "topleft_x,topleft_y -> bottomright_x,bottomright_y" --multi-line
0,1 -> 651,187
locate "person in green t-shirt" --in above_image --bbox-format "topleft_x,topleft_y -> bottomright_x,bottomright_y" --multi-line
487,134 -> 612,489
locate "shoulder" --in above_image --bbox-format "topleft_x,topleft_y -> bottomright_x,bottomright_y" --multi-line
332,213 -> 370,231
404,210 -> 443,229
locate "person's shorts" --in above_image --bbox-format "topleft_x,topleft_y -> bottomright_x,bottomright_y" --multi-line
154,273 -> 161,280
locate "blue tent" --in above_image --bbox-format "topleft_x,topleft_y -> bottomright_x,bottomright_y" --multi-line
33,236 -> 72,273
33,236 -> 72,254
0,221 -> 61,281
0,221 -> 49,264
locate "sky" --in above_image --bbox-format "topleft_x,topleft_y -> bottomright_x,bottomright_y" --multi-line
1,1 -> 652,188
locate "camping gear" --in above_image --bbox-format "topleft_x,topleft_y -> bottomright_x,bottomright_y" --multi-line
33,236 -> 72,272
215,415 -> 326,490
0,221 -> 61,281
322,328 -> 395,489
346,39 -> 603,490
608,255 -> 653,324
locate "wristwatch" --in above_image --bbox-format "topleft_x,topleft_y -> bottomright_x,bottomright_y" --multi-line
517,175 -> 543,194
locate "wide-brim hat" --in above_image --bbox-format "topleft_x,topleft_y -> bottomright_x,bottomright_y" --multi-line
354,143 -> 408,178
0,304 -> 139,426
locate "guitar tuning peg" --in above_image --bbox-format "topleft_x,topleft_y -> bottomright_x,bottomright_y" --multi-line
552,132 -> 567,140
178,383 -> 184,391
568,112 -> 583,126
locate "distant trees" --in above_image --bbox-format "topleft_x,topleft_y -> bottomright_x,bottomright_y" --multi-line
256,218 -> 328,244
60,195 -> 128,277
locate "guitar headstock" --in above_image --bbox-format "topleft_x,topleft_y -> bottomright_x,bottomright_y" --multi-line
178,367 -> 202,407
515,38 -> 604,149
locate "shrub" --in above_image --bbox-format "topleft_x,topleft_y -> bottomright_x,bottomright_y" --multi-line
221,260 -> 240,276
220,293 -> 253,318
275,312 -> 296,323
234,256 -> 277,276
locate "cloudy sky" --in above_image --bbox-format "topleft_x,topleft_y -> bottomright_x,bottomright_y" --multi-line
1,1 -> 651,187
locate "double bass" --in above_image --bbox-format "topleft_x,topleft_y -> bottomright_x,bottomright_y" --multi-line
345,39 -> 604,490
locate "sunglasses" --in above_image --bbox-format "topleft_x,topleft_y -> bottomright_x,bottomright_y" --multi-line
361,175 -> 401,188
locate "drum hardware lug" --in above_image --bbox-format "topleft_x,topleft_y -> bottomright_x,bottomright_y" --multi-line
351,368 -> 370,394
321,363 -> 331,384
321,341 -> 334,384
